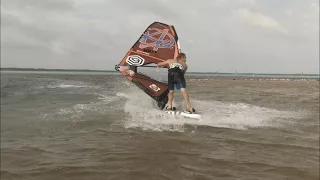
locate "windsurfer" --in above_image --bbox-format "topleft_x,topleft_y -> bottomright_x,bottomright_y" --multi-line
157,53 -> 195,113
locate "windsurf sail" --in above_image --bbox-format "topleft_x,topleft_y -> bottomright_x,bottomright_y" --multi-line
115,22 -> 181,109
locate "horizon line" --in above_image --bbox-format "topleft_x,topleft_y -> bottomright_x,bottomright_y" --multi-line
0,67 -> 319,75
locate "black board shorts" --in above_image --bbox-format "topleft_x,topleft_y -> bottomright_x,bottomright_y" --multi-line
168,67 -> 186,91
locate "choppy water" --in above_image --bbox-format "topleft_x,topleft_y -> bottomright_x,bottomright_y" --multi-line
1,72 -> 319,180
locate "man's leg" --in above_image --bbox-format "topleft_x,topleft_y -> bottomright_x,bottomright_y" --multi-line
167,90 -> 174,109
167,76 -> 175,109
178,79 -> 195,112
180,88 -> 192,110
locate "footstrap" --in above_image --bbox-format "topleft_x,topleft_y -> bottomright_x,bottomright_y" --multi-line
186,108 -> 196,114
166,106 -> 176,111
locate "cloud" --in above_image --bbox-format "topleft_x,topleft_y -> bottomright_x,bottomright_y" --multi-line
1,0 -> 319,73
1,0 -> 74,11
232,8 -> 289,35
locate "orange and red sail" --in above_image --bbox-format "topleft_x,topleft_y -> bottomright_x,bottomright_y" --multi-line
115,22 -> 181,109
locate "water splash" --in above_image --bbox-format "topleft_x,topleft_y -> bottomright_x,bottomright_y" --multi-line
116,90 -> 303,132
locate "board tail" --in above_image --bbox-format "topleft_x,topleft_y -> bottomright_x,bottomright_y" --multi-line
115,22 -> 181,109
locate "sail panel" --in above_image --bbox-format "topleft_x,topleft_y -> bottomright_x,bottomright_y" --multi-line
116,22 -> 180,109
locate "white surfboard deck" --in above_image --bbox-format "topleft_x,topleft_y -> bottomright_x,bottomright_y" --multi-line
164,110 -> 201,119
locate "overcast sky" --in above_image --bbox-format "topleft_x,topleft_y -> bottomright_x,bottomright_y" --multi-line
1,0 -> 319,73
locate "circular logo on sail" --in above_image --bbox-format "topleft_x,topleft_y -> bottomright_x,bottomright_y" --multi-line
126,55 -> 145,66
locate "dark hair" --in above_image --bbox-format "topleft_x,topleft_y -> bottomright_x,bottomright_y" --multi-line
177,53 -> 186,60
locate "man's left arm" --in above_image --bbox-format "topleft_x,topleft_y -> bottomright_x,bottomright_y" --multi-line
184,64 -> 188,73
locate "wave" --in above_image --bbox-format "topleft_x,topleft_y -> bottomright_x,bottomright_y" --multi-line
46,83 -> 94,89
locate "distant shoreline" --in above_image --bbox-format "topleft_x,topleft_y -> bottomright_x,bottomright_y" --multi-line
1,68 -> 318,76
0,68 -> 113,73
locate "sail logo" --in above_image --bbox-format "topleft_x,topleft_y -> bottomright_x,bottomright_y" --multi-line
126,55 -> 145,66
139,28 -> 174,51
149,84 -> 160,92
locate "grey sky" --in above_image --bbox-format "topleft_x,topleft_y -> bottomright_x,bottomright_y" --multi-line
1,0 -> 319,73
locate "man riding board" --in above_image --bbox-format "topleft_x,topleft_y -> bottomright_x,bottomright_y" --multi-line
157,53 -> 196,113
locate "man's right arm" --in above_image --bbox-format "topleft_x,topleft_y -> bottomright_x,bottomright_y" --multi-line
157,60 -> 168,67
157,59 -> 172,67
